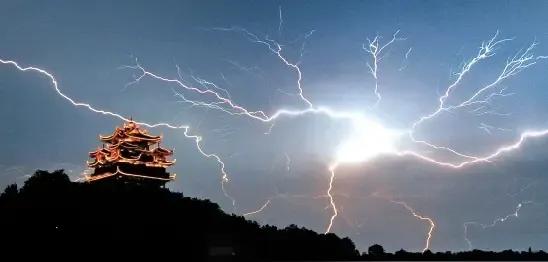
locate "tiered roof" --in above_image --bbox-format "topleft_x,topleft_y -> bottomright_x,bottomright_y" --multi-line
99,121 -> 162,144
85,120 -> 176,183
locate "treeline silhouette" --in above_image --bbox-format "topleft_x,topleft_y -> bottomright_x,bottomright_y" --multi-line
1,170 -> 548,261
0,170 -> 357,260
362,244 -> 548,261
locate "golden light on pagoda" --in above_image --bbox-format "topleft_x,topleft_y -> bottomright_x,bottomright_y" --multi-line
85,120 -> 176,186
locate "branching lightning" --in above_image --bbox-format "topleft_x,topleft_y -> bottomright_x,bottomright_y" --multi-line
391,200 -> 436,252
211,26 -> 313,109
0,58 -> 237,207
409,32 -> 548,168
463,201 -> 533,250
363,30 -> 404,107
370,192 -> 435,252
3,7 -> 548,252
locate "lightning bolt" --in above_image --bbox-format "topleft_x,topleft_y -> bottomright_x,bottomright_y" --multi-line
211,26 -> 313,109
363,30 -> 404,107
390,200 -> 436,252
411,31 -> 511,128
325,163 -> 339,233
478,122 -> 512,135
0,58 -> 237,208
4,9 -> 548,252
243,191 -> 330,218
398,47 -> 413,71
278,5 -> 283,36
115,29 -> 548,239
369,192 -> 435,252
284,152 -> 291,173
409,32 -> 548,166
243,199 -> 272,217
463,201 -> 533,250
322,31 -> 548,244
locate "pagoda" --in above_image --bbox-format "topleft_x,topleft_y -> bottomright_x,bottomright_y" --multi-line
85,120 -> 176,187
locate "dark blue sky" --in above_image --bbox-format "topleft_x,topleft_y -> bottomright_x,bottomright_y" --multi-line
2,0 -> 548,252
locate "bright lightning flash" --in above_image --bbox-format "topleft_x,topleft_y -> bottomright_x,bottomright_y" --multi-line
335,117 -> 402,164
391,200 -> 436,252
3,11 -> 548,253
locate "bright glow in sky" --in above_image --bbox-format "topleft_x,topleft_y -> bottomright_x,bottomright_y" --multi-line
2,0 -> 548,253
336,117 -> 401,163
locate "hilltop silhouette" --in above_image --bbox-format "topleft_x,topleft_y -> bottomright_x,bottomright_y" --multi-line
1,169 -> 548,261
0,170 -> 358,260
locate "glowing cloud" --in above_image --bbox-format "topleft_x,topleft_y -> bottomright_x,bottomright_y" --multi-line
336,117 -> 402,163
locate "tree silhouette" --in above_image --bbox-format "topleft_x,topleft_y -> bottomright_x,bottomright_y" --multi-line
2,169 -> 548,260
0,170 -> 359,260
368,243 -> 385,256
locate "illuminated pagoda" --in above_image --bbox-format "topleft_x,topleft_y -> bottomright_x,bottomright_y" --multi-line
86,120 -> 176,187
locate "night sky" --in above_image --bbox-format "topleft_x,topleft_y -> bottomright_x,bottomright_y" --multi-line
2,0 -> 548,252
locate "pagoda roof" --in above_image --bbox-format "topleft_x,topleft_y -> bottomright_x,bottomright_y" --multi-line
152,147 -> 173,155
87,120 -> 176,184
87,149 -> 175,168
85,166 -> 176,182
108,141 -> 141,150
89,148 -> 110,158
100,121 -> 161,144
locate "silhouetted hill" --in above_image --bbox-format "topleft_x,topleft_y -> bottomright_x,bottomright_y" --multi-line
360,246 -> 548,261
2,170 -> 548,261
0,170 -> 358,260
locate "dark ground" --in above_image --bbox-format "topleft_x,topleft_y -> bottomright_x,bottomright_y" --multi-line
1,170 -> 546,261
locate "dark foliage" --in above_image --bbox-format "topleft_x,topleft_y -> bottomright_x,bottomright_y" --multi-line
360,247 -> 548,261
2,170 -> 548,261
0,170 -> 358,260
